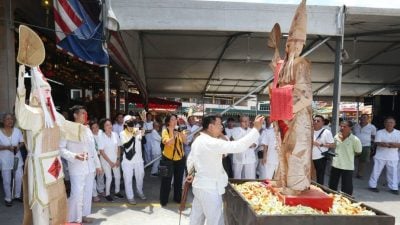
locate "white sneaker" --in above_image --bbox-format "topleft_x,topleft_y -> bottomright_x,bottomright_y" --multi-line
138,193 -> 147,200
128,198 -> 136,205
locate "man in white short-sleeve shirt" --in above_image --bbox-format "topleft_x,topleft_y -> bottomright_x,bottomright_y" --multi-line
231,115 -> 258,179
368,117 -> 400,195
259,124 -> 278,180
353,114 -> 376,178
312,115 -> 335,185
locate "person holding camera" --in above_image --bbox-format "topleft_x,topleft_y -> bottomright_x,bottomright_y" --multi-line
120,115 -> 146,205
329,120 -> 362,196
159,114 -> 187,206
0,113 -> 24,207
312,115 -> 335,185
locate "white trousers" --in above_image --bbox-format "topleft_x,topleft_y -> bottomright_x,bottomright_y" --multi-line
68,173 -> 91,222
233,163 -> 256,179
151,149 -> 161,175
190,187 -> 224,225
96,173 -> 105,194
92,179 -> 97,197
122,162 -> 144,200
102,162 -> 121,196
258,163 -> 278,180
84,172 -> 96,217
15,166 -> 23,198
144,140 -> 152,164
32,202 -> 50,225
1,169 -> 12,201
369,158 -> 398,190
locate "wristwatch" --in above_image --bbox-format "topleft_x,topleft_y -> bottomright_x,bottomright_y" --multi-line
320,143 -> 324,147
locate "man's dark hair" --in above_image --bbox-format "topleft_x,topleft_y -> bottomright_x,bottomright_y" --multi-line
314,115 -> 324,121
227,117 -> 235,122
341,120 -> 354,128
202,115 -> 222,130
384,116 -> 396,122
70,105 -> 86,114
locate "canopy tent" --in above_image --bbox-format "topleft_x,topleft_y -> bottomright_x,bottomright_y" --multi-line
108,0 -> 400,100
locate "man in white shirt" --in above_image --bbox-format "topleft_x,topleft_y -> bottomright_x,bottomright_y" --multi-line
60,105 -> 102,223
368,116 -> 400,195
112,113 -> 124,135
312,115 -> 335,185
259,122 -> 279,180
353,114 -> 376,179
231,115 -> 258,179
143,112 -> 154,164
187,115 -> 264,225
184,116 -> 200,156
224,117 -> 236,140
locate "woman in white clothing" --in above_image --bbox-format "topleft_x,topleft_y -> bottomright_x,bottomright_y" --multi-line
89,120 -> 105,202
150,122 -> 162,176
0,113 -> 24,206
99,119 -> 123,201
120,115 -> 146,205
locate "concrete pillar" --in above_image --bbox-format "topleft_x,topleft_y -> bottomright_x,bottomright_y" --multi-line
0,0 -> 16,114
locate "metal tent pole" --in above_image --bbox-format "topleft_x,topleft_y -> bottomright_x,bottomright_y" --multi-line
331,6 -> 345,135
102,0 -> 110,118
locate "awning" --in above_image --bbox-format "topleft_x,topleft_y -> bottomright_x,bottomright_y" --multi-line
128,94 -> 181,111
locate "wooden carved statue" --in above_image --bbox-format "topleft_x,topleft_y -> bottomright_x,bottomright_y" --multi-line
268,0 -> 313,195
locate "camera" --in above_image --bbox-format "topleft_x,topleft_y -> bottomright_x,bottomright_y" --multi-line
322,150 -> 337,158
175,125 -> 187,132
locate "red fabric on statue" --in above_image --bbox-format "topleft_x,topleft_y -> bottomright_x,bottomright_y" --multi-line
270,60 -> 294,121
48,157 -> 62,179
270,85 -> 294,121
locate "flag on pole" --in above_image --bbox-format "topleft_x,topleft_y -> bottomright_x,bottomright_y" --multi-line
53,0 -> 109,66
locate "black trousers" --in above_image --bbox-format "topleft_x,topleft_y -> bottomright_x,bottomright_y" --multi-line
222,155 -> 233,178
328,166 -> 354,196
159,157 -> 186,206
313,157 -> 327,185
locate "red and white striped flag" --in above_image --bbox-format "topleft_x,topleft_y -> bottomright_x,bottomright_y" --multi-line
53,0 -> 83,43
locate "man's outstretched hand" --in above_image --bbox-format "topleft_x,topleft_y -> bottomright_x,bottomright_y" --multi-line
253,115 -> 265,131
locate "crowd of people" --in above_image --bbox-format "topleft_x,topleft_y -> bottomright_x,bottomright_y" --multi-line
1,108 -> 400,223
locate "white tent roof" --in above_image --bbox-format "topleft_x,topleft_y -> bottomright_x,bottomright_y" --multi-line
110,0 -> 400,100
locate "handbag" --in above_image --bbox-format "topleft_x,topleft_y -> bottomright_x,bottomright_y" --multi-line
122,136 -> 136,161
159,157 -> 174,178
159,132 -> 179,178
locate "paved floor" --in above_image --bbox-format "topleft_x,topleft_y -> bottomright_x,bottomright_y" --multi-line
0,163 -> 399,225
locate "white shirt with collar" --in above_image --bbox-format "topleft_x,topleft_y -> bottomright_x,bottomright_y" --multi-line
312,128 -> 334,160
374,129 -> 400,161
112,123 -> 124,136
353,123 -> 376,147
231,127 -> 257,164
224,127 -> 235,140
187,128 -> 260,194
260,127 -> 279,164
60,126 -> 101,175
